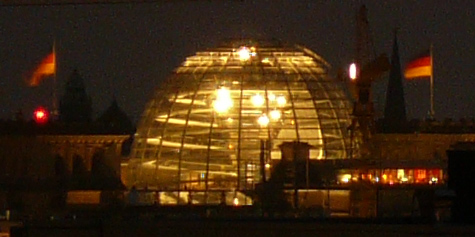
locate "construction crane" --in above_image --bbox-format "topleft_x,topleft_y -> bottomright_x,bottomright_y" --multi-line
349,5 -> 390,158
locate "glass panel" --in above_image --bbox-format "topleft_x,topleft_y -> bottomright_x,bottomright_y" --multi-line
128,41 -> 357,204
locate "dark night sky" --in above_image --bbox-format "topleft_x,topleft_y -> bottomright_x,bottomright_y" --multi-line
1,0 -> 474,123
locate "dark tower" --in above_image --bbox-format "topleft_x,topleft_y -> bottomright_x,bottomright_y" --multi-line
97,97 -> 134,134
59,70 -> 92,123
383,30 -> 407,133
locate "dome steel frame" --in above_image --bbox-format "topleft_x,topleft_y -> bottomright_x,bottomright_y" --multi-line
127,40 -> 358,205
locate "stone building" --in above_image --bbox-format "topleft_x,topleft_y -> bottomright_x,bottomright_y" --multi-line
0,70 -> 134,217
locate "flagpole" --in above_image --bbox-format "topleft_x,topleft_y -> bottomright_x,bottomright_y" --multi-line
52,40 -> 58,118
429,44 -> 435,119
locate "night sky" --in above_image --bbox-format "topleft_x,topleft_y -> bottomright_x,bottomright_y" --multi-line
1,0 -> 474,123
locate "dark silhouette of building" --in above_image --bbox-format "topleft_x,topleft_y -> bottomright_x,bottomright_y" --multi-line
447,142 -> 475,223
382,30 -> 407,133
97,97 -> 134,135
59,69 -> 93,123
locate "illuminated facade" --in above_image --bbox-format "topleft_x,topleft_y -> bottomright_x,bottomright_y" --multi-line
127,40 -> 358,204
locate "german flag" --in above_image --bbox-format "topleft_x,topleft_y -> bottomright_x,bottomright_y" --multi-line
404,50 -> 431,79
29,52 -> 55,87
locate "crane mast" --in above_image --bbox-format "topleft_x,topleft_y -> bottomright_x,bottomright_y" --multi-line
350,5 -> 390,157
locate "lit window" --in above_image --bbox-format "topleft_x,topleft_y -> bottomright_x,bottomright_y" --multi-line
340,174 -> 351,183
233,197 -> 239,206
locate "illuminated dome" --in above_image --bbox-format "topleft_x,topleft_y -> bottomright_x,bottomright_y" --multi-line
127,39 -> 357,204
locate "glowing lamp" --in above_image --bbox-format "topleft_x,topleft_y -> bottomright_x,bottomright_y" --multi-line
349,63 -> 357,80
257,114 -> 269,127
269,109 -> 281,120
214,101 -> 232,113
213,87 -> 233,113
276,96 -> 286,106
268,93 -> 275,101
238,47 -> 251,61
216,87 -> 231,98
340,174 -> 351,183
233,197 -> 239,206
251,94 -> 265,107
33,107 -> 49,124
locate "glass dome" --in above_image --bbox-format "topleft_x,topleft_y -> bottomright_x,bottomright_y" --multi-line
127,39 -> 357,204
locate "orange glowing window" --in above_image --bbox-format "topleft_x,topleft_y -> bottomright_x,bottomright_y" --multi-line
415,169 -> 426,180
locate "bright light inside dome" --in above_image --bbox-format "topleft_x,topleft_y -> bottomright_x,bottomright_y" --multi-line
257,114 -> 269,127
238,47 -> 251,61
276,96 -> 287,107
213,87 -> 233,113
269,109 -> 281,120
251,94 -> 265,107
349,63 -> 357,80
268,93 -> 275,101
129,41 -> 358,203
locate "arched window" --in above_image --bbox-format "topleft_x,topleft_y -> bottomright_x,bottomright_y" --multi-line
72,155 -> 87,176
54,155 -> 67,177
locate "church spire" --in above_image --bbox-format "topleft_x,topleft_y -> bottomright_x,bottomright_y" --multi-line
383,29 -> 407,133
59,69 -> 93,123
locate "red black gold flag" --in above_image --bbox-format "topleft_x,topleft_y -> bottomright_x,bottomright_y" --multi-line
28,52 -> 55,87
404,50 -> 431,79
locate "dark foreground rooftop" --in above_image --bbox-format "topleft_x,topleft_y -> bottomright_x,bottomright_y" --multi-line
7,217 -> 475,237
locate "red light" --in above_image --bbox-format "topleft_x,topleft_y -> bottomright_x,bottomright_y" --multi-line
33,107 -> 49,124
